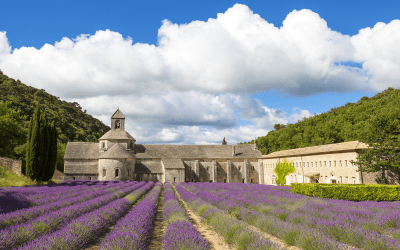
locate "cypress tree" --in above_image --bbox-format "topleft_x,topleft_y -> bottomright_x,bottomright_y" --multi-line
25,116 -> 33,177
39,112 -> 50,182
26,103 -> 41,181
43,121 -> 57,181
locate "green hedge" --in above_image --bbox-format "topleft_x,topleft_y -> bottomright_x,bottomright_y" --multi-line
291,183 -> 400,201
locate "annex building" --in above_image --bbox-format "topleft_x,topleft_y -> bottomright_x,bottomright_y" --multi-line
64,109 -> 399,185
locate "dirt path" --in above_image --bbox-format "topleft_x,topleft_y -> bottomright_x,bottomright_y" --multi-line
178,197 -> 236,250
148,187 -> 165,250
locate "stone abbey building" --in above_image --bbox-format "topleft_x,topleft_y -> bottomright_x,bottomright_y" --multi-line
64,109 -> 399,185
64,109 -> 262,183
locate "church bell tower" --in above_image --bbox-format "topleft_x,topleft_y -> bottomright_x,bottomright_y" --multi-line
111,108 -> 125,130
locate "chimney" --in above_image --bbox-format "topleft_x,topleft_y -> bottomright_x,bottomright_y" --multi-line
232,145 -> 235,156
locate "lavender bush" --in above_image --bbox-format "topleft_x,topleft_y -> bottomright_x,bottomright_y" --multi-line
0,181 -> 145,250
174,183 -> 282,250
16,181 -> 156,250
0,181 -> 140,229
189,182 -> 400,250
98,182 -> 162,250
162,182 -> 208,250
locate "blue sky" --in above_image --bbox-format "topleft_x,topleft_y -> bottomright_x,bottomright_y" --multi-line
0,0 -> 399,144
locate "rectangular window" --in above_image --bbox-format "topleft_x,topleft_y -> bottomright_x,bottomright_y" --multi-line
315,161 -> 317,168
324,161 -> 326,167
340,160 -> 342,167
334,161 -> 336,167
353,177 -> 356,184
329,161 -> 331,167
320,161 -> 322,167
103,169 -> 106,177
345,160 -> 347,167
311,162 -> 313,167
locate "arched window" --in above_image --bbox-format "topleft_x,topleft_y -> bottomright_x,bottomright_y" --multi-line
115,120 -> 120,129
103,169 -> 106,177
115,169 -> 119,177
102,142 -> 105,148
174,177 -> 176,182
238,166 -> 241,171
271,174 -> 276,185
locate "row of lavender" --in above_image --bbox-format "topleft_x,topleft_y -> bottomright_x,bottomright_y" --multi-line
0,181 -> 148,250
187,182 -> 400,250
0,180 -> 121,213
0,180 -> 137,229
18,181 -> 160,250
174,182 -> 282,250
163,182 -> 209,250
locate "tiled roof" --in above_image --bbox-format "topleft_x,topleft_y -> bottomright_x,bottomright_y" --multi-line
135,161 -> 163,173
162,158 -> 185,169
99,143 -> 134,159
262,141 -> 373,158
99,129 -> 135,140
111,109 -> 125,119
134,144 -> 262,159
64,142 -> 99,159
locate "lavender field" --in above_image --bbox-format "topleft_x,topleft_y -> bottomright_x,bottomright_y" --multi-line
0,181 -> 399,250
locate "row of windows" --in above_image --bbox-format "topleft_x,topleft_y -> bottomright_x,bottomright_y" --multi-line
267,174 -> 357,184
265,160 -> 356,169
102,168 -> 132,178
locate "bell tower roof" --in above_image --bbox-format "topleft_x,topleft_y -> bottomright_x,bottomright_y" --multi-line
111,108 -> 125,119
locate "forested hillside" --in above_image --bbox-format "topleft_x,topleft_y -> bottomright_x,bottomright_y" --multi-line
0,69 -> 110,172
240,87 -> 400,155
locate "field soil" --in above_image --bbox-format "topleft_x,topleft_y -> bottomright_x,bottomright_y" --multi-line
148,188 -> 165,249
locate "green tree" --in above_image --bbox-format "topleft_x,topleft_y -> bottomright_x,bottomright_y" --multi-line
56,142 -> 66,173
222,137 -> 227,145
26,103 -> 41,181
274,158 -> 295,186
351,108 -> 400,184
43,121 -> 58,181
0,101 -> 25,158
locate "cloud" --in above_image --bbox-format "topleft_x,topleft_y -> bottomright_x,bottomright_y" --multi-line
0,4 -> 399,144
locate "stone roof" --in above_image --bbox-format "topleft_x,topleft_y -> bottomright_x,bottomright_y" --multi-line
162,158 -> 185,169
64,164 -> 98,174
134,144 -> 262,159
64,142 -> 99,159
99,143 -> 134,159
262,141 -> 373,159
135,161 -> 163,173
99,129 -> 135,141
111,109 -> 125,119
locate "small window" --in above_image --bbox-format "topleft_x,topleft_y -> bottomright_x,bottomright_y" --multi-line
329,161 -> 331,167
88,177 -> 91,180
242,178 -> 245,183
334,161 -> 336,167
191,178 -> 194,182
209,180 -> 213,183
345,160 -> 347,167
207,166 -> 209,171
250,178 -> 253,183
324,161 -> 326,167
72,177 -> 75,180
239,166 -> 241,171
224,178 -> 226,183
115,169 -> 119,177
174,177 -> 176,182
103,169 -> 106,177
311,162 -> 313,168
102,142 -> 105,148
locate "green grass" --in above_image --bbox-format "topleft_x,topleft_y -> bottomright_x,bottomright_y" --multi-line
0,165 -> 61,187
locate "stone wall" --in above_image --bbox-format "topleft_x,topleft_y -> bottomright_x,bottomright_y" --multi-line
98,158 -> 135,181
64,173 -> 99,180
165,169 -> 185,183
0,157 -> 22,176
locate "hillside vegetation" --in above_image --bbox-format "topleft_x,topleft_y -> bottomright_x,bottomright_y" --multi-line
240,87 -> 400,155
0,69 -> 111,172
0,165 -> 56,187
